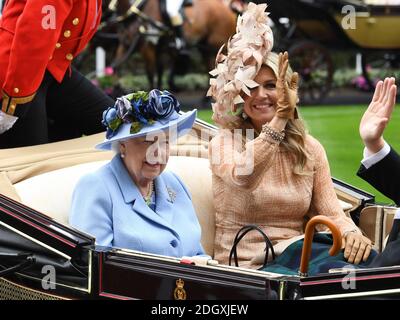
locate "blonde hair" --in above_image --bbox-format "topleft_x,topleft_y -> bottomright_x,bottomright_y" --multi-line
230,52 -> 311,175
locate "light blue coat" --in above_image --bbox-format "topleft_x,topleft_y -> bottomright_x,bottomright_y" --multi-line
69,155 -> 205,257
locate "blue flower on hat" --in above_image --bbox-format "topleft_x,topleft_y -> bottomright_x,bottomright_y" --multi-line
101,89 -> 181,138
146,89 -> 180,119
102,107 -> 122,139
115,96 -> 133,123
131,98 -> 150,124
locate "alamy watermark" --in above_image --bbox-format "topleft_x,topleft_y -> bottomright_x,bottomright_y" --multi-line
143,127 -> 256,176
38,4 -> 359,31
341,265 -> 357,290
41,5 -> 56,30
41,265 -> 56,290
342,5 -> 357,30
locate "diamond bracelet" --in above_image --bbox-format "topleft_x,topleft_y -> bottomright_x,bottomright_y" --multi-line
261,124 -> 285,143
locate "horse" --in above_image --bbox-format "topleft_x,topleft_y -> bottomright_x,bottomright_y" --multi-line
103,0 -> 239,94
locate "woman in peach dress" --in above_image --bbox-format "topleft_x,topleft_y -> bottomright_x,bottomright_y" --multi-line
207,3 -> 372,270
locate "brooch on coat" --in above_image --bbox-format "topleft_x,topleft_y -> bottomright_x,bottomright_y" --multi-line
166,187 -> 176,203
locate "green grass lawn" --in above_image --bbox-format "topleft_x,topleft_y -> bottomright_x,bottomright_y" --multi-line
197,105 -> 400,204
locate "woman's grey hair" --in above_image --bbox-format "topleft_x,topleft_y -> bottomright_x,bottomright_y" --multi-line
111,141 -> 121,154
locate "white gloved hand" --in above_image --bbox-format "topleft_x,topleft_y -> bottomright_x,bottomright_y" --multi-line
0,111 -> 18,134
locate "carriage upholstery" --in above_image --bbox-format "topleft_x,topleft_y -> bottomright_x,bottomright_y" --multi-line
0,128 -> 395,258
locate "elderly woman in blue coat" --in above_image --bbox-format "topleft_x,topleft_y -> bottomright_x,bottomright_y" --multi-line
69,90 -> 206,258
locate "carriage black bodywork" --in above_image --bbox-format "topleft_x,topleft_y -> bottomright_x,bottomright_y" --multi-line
267,0 -> 400,103
0,192 -> 280,300
1,122 -> 400,301
2,192 -> 400,301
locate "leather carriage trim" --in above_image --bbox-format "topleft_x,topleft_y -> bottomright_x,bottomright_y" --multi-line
301,269 -> 400,299
87,249 -> 93,294
0,194 -> 93,247
13,269 -> 91,295
0,206 -> 76,249
0,220 -> 71,261
376,206 -> 384,252
98,292 -> 134,300
301,272 -> 400,286
111,249 -> 273,282
304,288 -> 400,300
98,291 -> 135,300
114,248 -> 286,279
98,251 -> 274,300
8,250 -> 93,294
0,200 -> 94,294
382,207 -> 397,249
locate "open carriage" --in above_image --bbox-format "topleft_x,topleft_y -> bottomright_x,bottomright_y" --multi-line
267,0 -> 400,103
1,118 -> 400,300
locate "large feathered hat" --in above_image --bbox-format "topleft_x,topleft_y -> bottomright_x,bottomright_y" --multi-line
207,3 -> 274,127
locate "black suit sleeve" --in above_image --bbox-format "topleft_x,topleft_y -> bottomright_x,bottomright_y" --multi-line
357,147 -> 400,206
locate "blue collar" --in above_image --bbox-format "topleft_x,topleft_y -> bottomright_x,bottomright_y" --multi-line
109,155 -> 139,204
108,155 -> 178,232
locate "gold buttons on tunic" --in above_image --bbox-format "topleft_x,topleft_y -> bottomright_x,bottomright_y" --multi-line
64,30 -> 71,38
72,18 -> 80,26
13,88 -> 19,94
55,43 -> 62,49
66,53 -> 74,61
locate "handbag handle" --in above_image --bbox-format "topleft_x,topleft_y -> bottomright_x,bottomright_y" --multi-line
229,224 -> 275,268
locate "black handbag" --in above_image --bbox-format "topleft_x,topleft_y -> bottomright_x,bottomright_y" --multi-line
229,224 -> 276,268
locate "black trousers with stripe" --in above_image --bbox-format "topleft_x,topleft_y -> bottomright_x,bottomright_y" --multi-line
0,67 -> 114,149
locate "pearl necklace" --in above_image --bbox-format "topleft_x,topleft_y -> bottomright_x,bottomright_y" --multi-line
144,181 -> 154,206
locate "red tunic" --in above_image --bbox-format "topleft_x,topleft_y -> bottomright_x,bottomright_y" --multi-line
0,0 -> 102,115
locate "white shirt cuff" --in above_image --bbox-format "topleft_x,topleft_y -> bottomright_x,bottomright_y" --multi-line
395,208 -> 400,220
361,141 -> 390,169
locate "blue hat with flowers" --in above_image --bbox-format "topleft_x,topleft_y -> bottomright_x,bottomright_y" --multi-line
96,89 -> 197,150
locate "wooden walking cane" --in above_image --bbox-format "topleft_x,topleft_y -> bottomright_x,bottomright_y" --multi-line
299,216 -> 342,277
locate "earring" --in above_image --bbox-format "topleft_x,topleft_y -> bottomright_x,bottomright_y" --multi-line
242,112 -> 248,120
120,153 -> 125,159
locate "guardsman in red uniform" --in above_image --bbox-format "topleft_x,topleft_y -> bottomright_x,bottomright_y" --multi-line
0,0 -> 114,148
